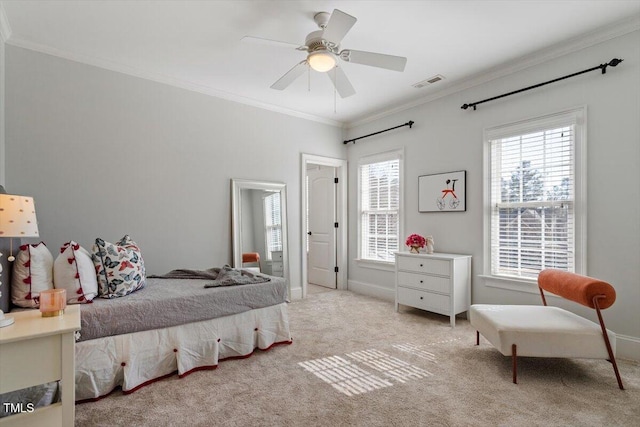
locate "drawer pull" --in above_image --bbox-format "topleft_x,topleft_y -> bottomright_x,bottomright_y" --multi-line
420,264 -> 423,267
420,280 -> 423,283
420,296 -> 423,300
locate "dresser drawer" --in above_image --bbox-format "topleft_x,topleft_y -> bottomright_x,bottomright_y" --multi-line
270,261 -> 283,273
397,256 -> 450,276
397,287 -> 450,316
397,271 -> 450,294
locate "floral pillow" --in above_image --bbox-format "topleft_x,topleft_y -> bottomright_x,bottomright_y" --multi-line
53,241 -> 98,303
92,235 -> 146,299
11,242 -> 54,308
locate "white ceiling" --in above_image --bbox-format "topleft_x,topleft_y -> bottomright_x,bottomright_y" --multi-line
1,1 -> 639,127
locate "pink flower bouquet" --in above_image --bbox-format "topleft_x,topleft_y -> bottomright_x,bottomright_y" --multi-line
405,234 -> 426,250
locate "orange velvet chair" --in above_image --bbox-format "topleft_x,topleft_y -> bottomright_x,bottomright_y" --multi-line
242,252 -> 261,272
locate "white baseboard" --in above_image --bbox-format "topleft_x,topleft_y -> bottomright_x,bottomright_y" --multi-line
290,286 -> 303,300
347,280 -> 395,302
617,334 -> 640,362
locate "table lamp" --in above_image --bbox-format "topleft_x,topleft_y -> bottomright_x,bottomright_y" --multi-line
0,190 -> 40,327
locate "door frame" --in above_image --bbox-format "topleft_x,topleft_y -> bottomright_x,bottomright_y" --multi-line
301,154 -> 348,298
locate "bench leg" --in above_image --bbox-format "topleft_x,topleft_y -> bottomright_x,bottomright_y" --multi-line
476,331 -> 479,345
512,344 -> 517,384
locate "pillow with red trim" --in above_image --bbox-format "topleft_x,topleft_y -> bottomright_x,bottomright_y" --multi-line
92,235 -> 146,299
11,242 -> 54,308
53,241 -> 98,304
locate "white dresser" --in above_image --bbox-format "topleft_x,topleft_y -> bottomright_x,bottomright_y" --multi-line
265,250 -> 284,277
395,252 -> 471,327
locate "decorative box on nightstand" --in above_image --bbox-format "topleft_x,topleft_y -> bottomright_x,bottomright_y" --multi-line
395,252 -> 471,327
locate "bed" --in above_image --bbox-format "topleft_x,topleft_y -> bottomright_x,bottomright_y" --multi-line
75,271 -> 292,401
0,264 -> 292,409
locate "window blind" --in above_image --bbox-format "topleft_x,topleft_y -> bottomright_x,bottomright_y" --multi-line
264,192 -> 282,257
360,158 -> 400,262
490,124 -> 575,279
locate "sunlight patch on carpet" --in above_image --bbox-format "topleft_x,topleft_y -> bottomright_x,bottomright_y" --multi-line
299,349 -> 432,396
298,356 -> 392,396
392,343 -> 437,362
392,338 -> 461,362
346,349 -> 433,383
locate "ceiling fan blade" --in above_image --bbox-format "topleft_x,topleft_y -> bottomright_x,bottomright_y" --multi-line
241,36 -> 305,50
341,49 -> 407,72
327,66 -> 356,98
270,61 -> 308,90
322,9 -> 357,45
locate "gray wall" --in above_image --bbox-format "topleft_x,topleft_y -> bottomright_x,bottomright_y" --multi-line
346,31 -> 640,360
4,45 -> 345,298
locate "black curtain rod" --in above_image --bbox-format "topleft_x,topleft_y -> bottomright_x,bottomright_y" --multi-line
344,121 -> 414,145
461,58 -> 623,111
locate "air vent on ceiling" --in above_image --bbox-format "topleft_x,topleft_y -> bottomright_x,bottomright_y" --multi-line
412,74 -> 445,89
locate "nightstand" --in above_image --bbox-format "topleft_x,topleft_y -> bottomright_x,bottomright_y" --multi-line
0,304 -> 81,427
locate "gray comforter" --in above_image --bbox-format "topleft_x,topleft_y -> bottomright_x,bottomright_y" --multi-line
78,271 -> 287,342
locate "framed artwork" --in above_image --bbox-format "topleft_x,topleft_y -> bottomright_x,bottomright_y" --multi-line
418,170 -> 466,212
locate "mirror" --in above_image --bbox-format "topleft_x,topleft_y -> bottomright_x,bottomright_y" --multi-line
231,179 -> 289,286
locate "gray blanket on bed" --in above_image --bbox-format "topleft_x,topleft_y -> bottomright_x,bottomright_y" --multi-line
149,265 -> 270,287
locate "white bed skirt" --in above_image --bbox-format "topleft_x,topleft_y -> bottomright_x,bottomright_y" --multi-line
75,302 -> 292,401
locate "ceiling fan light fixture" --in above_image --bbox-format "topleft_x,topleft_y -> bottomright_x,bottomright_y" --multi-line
308,51 -> 336,72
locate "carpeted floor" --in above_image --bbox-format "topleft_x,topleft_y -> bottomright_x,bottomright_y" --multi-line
75,286 -> 640,426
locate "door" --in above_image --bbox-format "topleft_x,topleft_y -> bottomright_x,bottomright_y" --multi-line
307,165 -> 337,289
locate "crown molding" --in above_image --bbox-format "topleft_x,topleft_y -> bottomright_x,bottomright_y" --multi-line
4,36 -> 344,128
0,3 -> 11,42
346,14 -> 640,129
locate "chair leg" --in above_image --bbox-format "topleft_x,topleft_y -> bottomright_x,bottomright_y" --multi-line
476,331 -> 479,345
512,344 -> 517,384
606,357 -> 624,390
593,297 -> 625,390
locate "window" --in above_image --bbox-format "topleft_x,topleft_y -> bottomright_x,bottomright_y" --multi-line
358,150 -> 402,263
485,108 -> 585,281
263,192 -> 282,259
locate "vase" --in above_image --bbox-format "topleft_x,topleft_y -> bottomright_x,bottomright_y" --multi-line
425,236 -> 434,254
410,245 -> 420,254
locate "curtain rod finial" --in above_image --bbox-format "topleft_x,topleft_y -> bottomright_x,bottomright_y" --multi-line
609,58 -> 623,67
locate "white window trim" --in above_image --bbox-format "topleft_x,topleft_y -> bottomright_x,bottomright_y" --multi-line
356,148 -> 404,268
482,106 -> 587,292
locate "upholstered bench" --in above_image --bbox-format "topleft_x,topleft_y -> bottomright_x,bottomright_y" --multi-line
469,270 -> 624,389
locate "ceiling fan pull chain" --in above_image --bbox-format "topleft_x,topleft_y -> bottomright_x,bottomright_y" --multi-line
334,67 -> 337,114
308,63 -> 311,92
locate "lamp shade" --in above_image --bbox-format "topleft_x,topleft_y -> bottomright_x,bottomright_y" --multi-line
0,194 -> 39,238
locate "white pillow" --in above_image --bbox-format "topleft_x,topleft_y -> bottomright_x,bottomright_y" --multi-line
54,241 -> 98,304
11,242 -> 54,308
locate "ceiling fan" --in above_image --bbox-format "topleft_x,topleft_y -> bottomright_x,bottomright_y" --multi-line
242,9 -> 407,98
